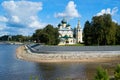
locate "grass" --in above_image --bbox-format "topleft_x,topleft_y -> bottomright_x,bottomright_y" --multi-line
61,43 -> 85,46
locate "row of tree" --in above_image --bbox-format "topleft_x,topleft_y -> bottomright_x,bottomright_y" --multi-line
83,14 -> 120,45
0,24 -> 60,45
0,35 -> 31,42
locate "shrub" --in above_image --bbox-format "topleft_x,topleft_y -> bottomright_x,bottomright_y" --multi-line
114,64 -> 120,80
94,66 -> 109,80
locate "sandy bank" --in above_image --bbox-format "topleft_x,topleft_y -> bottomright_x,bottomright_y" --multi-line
16,46 -> 120,63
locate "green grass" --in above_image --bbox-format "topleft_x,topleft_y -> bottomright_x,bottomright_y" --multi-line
61,43 -> 84,46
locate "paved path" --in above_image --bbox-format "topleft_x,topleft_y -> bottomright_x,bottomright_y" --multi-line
16,45 -> 120,63
27,44 -> 120,53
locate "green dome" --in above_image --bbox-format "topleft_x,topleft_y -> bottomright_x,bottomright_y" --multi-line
66,24 -> 70,27
58,23 -> 62,27
61,18 -> 67,24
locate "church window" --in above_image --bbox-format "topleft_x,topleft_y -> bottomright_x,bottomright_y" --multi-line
66,41 -> 69,43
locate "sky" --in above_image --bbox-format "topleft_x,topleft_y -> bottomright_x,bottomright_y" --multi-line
0,0 -> 120,36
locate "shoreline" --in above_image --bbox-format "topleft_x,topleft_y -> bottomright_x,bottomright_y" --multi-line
16,46 -> 120,63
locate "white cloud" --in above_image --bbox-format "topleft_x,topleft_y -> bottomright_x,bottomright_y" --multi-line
55,1 -> 80,19
112,19 -> 117,23
0,23 -> 9,36
111,7 -> 118,15
18,28 -> 34,36
96,7 -> 118,16
0,25 -> 5,30
0,16 -> 8,22
0,0 -> 45,36
11,16 -> 20,23
0,31 -> 9,36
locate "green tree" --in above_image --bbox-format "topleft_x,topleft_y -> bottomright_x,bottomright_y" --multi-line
0,35 -> 30,42
0,35 -> 9,41
32,29 -> 43,43
39,32 -> 50,44
94,66 -> 109,80
91,15 -> 104,45
116,24 -> 120,45
83,21 -> 92,45
32,24 -> 60,45
83,14 -> 117,45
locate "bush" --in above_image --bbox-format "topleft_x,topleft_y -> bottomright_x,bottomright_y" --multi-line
114,64 -> 120,80
94,66 -> 109,80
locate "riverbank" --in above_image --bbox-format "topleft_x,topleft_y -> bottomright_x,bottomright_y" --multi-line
16,45 -> 120,63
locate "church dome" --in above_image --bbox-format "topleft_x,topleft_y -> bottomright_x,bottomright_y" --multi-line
58,23 -> 62,27
61,18 -> 67,24
66,24 -> 70,27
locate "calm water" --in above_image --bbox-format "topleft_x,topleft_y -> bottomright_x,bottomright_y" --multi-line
0,44 -> 120,80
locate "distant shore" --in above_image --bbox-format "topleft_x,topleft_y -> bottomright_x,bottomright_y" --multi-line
16,46 -> 120,63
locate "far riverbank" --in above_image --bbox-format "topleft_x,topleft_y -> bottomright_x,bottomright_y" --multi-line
16,45 -> 120,63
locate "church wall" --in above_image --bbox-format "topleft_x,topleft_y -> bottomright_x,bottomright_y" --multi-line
59,30 -> 73,38
58,19 -> 83,45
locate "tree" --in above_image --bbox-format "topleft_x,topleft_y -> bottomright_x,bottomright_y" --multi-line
0,35 -> 9,41
83,14 -> 117,45
0,35 -> 30,42
116,24 -> 120,45
32,24 -> 60,45
94,66 -> 109,80
83,21 -> 92,45
91,15 -> 104,45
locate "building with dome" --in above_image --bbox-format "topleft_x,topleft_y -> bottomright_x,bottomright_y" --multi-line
58,19 -> 83,45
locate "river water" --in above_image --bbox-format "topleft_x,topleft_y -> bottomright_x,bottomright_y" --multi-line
0,44 -> 120,80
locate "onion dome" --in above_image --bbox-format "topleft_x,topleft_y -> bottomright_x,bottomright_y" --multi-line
58,23 -> 62,27
61,18 -> 67,24
66,24 -> 70,27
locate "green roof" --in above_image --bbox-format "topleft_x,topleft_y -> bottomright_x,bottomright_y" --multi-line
61,35 -> 71,39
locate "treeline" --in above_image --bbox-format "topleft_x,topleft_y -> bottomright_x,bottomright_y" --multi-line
0,35 -> 31,42
32,24 -> 60,45
83,14 -> 120,45
0,24 -> 60,45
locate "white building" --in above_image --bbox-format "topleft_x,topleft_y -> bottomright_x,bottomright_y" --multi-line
58,19 -> 83,45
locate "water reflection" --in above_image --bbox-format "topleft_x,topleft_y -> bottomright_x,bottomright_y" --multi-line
35,63 -> 94,80
34,62 -> 120,80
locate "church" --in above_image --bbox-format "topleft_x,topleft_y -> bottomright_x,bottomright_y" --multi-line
58,19 -> 83,45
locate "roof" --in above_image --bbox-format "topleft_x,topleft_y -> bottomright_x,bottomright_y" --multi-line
61,35 -> 71,39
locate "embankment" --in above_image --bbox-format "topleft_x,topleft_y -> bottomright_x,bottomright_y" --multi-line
16,45 -> 120,63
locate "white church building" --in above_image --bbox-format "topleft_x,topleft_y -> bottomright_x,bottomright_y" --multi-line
58,19 -> 83,45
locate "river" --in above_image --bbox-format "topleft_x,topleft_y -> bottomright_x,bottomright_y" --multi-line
0,44 -> 119,80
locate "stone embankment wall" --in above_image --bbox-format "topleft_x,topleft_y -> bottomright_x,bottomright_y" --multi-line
16,45 -> 120,63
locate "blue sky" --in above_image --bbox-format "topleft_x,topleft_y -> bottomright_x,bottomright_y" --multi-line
0,0 -> 120,36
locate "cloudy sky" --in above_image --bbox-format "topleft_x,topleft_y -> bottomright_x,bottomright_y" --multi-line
0,0 -> 120,36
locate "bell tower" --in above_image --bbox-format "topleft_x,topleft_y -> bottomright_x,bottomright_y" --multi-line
76,19 -> 83,43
